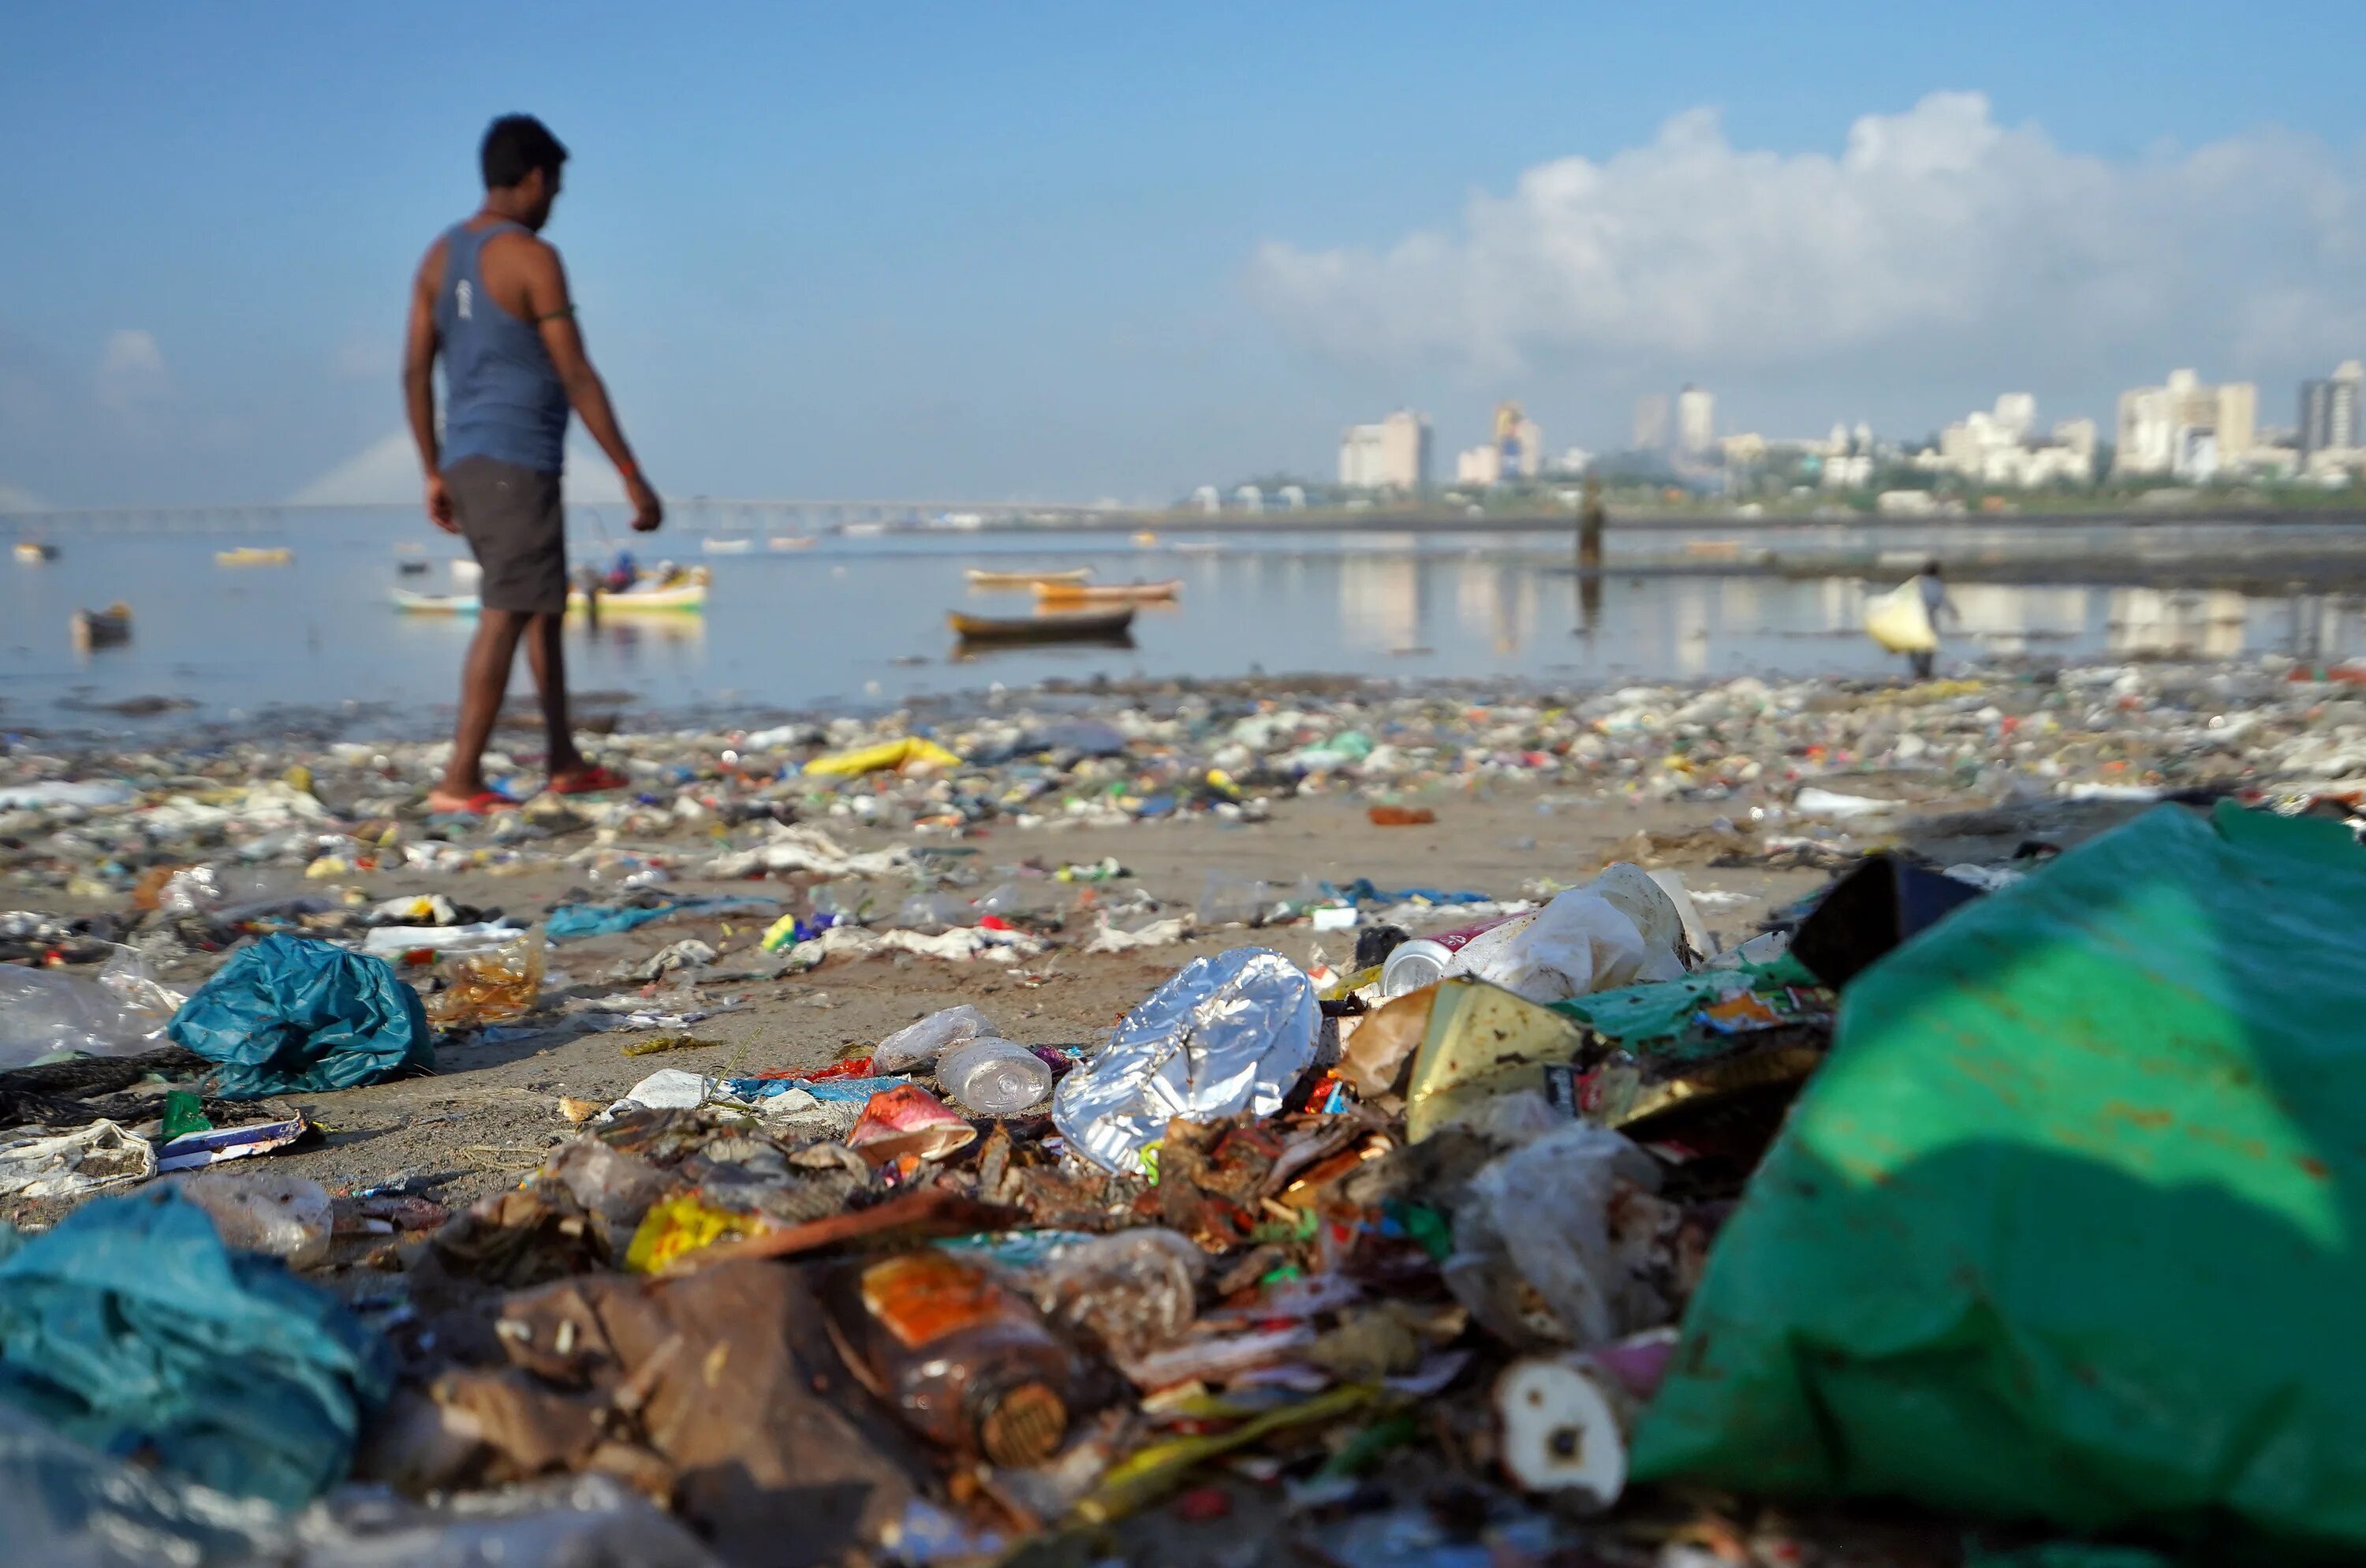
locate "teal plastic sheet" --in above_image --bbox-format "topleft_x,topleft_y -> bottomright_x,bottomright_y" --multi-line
167,932 -> 431,1098
1553,953 -> 1820,1053
545,895 -> 777,943
1633,805 -> 2366,1554
0,1188 -> 391,1506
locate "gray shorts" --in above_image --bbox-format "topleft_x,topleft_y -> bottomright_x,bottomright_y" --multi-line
446,456 -> 565,614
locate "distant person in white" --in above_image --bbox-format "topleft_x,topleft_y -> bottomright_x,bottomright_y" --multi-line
1911,559 -> 1957,681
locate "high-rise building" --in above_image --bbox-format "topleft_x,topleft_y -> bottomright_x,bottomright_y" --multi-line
2216,383 -> 2257,464
2301,360 -> 2364,461
1632,394 -> 1670,451
1455,444 -> 1503,485
2114,370 -> 2257,476
1676,386 -> 1715,455
1338,409 -> 1432,489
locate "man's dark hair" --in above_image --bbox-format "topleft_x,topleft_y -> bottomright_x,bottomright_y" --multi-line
480,115 -> 569,190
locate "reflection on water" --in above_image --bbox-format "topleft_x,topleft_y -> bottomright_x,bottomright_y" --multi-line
11,510 -> 2366,730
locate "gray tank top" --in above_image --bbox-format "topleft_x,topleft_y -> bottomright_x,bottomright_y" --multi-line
435,219 -> 568,474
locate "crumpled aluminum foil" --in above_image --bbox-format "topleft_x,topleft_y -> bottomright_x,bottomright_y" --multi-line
1051,947 -> 1318,1174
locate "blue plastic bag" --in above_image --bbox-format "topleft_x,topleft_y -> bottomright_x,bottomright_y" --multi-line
168,932 -> 431,1098
0,1188 -> 392,1506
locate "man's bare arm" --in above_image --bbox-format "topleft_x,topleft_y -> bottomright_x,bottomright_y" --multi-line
402,242 -> 455,531
521,244 -> 661,530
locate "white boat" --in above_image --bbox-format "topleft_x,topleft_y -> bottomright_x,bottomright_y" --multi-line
13,541 -> 58,563
841,521 -> 888,539
767,535 -> 816,551
394,568 -> 710,615
700,535 -> 756,554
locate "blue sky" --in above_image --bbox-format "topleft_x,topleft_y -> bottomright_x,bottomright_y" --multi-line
4,2 -> 2363,508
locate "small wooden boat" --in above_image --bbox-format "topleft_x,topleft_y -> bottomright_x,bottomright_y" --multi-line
70,602 -> 132,649
216,547 -> 293,566
700,535 -> 756,554
767,535 -> 816,551
949,606 -> 1136,643
1033,578 -> 1181,604
965,566 -> 1092,588
13,541 -> 58,563
394,569 -> 710,615
1133,530 -> 1159,547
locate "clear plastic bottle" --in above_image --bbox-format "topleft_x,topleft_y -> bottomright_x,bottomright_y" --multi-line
938,1037 -> 1054,1114
837,1250 -> 1079,1468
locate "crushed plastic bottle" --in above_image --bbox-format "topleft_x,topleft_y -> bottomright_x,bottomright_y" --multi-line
168,1170 -> 334,1269
873,1004 -> 995,1073
937,1037 -> 1055,1115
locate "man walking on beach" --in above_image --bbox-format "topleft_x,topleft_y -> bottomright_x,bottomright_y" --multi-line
402,114 -> 659,813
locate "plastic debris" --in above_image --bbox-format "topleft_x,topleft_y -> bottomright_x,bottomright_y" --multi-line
427,930 -> 546,1027
167,932 -> 432,1098
872,1004 -> 995,1073
1636,802 -> 2366,1551
0,1187 -> 391,1506
1052,948 -> 1319,1174
168,1169 -> 334,1268
937,1036 -> 1056,1114
0,1119 -> 155,1200
802,736 -> 962,777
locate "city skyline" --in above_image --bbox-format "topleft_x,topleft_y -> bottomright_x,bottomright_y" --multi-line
9,6 -> 2366,510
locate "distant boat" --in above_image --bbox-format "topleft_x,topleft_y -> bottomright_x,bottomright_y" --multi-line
767,535 -> 816,551
451,558 -> 483,584
841,521 -> 889,539
216,547 -> 293,566
1173,541 -> 1222,555
1133,530 -> 1159,547
70,602 -> 132,650
13,541 -> 58,563
397,558 -> 431,576
965,566 -> 1092,588
394,568 -> 709,616
700,535 -> 756,554
949,606 -> 1135,643
1034,578 -> 1181,604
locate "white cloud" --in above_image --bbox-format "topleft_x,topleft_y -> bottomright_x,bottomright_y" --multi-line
289,429 -> 629,507
1248,93 -> 2366,389
95,328 -> 170,410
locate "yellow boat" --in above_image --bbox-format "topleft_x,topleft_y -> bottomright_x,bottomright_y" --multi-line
1133,530 -> 1159,546
217,547 -> 293,566
13,541 -> 58,563
1033,578 -> 1181,604
965,566 -> 1092,588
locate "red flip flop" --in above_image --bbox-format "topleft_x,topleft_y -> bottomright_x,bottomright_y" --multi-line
547,764 -> 633,797
427,790 -> 518,817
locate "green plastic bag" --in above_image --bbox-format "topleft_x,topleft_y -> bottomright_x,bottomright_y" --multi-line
1633,804 -> 2366,1554
167,932 -> 431,1098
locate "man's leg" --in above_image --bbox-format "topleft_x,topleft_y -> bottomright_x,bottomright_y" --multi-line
521,610 -> 588,782
430,609 -> 530,809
